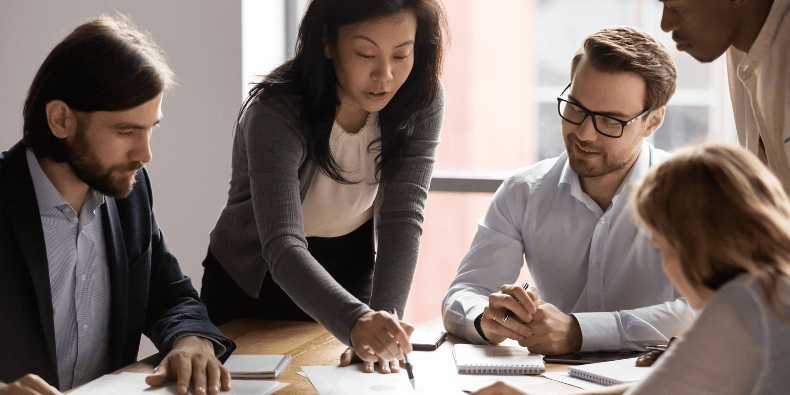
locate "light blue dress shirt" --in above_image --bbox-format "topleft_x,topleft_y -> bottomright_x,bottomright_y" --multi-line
26,150 -> 110,391
442,143 -> 697,351
26,150 -> 225,391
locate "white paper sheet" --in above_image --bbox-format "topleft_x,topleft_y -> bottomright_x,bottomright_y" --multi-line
542,371 -> 606,390
301,351 -> 546,395
458,374 -> 549,393
328,364 -> 446,395
70,372 -> 288,395
301,366 -> 346,395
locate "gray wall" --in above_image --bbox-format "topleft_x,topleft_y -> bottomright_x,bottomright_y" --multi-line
0,1 -> 242,359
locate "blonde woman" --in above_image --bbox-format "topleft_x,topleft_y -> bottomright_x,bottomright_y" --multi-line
473,143 -> 790,395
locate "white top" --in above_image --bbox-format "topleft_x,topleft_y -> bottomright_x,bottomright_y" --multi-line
442,143 -> 696,351
726,0 -> 790,194
627,273 -> 790,395
301,112 -> 381,237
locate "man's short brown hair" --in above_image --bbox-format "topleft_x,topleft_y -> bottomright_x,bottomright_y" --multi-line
571,26 -> 677,112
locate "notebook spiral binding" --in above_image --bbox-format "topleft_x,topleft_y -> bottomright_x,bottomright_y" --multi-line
571,371 -> 619,386
459,365 -> 544,375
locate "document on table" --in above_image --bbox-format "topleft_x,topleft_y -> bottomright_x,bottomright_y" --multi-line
301,350 -> 549,395
302,365 -> 451,394
69,372 -> 288,395
330,364 -> 446,394
459,375 -> 549,393
542,371 -> 606,390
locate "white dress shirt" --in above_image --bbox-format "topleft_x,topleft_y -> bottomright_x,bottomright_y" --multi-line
627,273 -> 790,395
301,112 -> 381,237
726,0 -> 790,194
442,143 -> 697,351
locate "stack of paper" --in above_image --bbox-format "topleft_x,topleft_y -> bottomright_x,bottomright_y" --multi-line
223,355 -> 292,379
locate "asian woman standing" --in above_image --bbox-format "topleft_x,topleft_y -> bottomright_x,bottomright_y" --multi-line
201,0 -> 447,374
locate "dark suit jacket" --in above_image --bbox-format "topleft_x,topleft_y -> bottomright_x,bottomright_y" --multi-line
0,141 -> 235,387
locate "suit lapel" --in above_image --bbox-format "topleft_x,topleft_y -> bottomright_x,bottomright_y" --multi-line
102,197 -> 129,371
3,142 -> 59,377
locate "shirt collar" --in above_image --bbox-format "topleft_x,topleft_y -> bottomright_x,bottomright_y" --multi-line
558,142 -> 651,206
738,0 -> 789,74
26,149 -> 106,217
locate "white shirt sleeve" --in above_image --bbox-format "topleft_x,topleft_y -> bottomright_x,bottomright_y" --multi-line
574,295 -> 697,351
441,178 -> 526,343
625,294 -> 760,395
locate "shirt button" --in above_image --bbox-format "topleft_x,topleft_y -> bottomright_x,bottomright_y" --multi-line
81,274 -> 86,281
83,324 -> 88,331
599,217 -> 605,224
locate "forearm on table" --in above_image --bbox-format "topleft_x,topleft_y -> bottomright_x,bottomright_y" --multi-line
574,297 -> 696,351
442,287 -> 491,343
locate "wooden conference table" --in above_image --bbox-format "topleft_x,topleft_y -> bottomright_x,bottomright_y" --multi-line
111,319 -> 578,394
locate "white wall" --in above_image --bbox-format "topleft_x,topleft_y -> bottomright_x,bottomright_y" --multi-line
0,0 -> 243,360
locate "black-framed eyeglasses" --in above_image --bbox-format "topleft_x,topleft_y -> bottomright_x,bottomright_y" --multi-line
557,83 -> 650,138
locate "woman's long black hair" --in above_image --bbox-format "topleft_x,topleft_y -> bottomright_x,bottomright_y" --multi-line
238,0 -> 447,183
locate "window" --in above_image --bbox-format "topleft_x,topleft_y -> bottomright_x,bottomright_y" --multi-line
243,0 -> 737,329
406,0 -> 735,328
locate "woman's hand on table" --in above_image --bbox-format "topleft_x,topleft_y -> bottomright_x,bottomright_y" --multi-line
341,311 -> 414,373
339,347 -> 405,373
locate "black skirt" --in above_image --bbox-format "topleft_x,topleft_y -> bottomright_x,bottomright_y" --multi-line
200,220 -> 375,326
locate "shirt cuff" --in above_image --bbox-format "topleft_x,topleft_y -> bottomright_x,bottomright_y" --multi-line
572,312 -> 620,352
174,332 -> 227,358
464,304 -> 490,344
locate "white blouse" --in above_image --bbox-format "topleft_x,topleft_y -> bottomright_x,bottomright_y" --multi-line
301,112 -> 381,238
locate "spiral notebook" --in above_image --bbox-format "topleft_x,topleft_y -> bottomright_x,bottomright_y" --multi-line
453,344 -> 545,374
568,357 -> 654,386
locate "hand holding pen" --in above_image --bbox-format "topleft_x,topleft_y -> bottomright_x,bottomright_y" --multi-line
480,282 -> 539,344
393,309 -> 416,391
344,310 -> 414,374
503,282 -> 530,322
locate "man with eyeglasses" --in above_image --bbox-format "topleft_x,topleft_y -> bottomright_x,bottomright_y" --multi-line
442,26 -> 696,355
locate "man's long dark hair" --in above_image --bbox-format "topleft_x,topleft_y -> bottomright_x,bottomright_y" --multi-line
23,14 -> 174,162
239,0 -> 446,183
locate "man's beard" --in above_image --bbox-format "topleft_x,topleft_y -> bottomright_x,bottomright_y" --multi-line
564,135 -> 638,178
65,123 -> 143,199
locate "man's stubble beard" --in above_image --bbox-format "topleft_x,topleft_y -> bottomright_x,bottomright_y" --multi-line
65,122 -> 143,199
564,134 -> 642,179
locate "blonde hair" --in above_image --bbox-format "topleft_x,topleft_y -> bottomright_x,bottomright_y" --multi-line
633,143 -> 790,309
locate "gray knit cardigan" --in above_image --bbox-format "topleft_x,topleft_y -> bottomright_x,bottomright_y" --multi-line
208,86 -> 444,346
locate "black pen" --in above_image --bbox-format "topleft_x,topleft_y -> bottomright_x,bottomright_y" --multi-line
503,282 -> 529,322
393,308 -> 416,391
